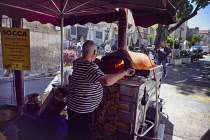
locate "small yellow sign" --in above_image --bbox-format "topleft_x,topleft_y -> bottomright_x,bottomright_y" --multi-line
0,27 -> 31,70
11,63 -> 23,70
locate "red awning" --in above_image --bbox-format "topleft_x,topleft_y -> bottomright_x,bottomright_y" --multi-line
0,0 -> 176,27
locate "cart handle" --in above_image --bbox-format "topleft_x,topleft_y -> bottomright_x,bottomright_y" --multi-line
134,120 -> 154,137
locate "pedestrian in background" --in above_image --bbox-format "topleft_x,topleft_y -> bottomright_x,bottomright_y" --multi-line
66,37 -> 73,50
142,43 -> 149,55
76,41 -> 84,57
155,42 -> 171,77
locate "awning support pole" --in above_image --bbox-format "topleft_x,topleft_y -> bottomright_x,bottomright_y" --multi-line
60,0 -> 64,85
12,18 -> 24,107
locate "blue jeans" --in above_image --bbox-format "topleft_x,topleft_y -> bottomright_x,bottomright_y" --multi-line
157,59 -> 166,75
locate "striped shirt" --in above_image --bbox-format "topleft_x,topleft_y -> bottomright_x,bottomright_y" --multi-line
67,60 -> 105,113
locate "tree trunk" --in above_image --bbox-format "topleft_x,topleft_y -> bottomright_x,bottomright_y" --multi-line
154,24 -> 169,48
154,24 -> 163,48
160,25 -> 169,43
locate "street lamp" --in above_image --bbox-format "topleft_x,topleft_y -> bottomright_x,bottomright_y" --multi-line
179,27 -> 184,43
179,27 -> 185,49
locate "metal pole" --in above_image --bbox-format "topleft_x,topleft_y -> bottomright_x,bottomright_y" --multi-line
60,0 -> 64,85
155,69 -> 160,136
0,15 -> 2,27
12,18 -> 24,106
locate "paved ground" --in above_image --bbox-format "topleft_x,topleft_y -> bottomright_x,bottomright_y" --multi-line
1,55 -> 210,140
0,76 -> 54,105
160,54 -> 210,140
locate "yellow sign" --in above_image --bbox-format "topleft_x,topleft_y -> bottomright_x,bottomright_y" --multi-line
1,27 -> 31,70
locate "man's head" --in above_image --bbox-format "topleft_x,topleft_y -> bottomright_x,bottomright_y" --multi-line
161,42 -> 166,48
82,40 -> 97,61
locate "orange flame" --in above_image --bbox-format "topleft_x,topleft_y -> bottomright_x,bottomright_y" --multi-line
115,60 -> 124,68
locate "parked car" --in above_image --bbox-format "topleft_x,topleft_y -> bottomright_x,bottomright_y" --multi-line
181,50 -> 198,61
201,46 -> 209,55
190,46 -> 203,58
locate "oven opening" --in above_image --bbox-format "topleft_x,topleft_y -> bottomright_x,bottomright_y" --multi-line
114,60 -> 124,69
101,59 -> 125,74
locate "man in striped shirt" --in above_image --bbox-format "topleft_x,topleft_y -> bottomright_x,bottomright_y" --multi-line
67,40 -> 135,140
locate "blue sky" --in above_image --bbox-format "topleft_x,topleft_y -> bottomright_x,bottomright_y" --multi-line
187,4 -> 210,30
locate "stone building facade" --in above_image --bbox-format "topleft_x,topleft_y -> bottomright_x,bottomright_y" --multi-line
199,30 -> 210,47
0,16 -> 68,77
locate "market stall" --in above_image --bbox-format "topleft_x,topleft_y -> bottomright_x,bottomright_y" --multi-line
0,0 -> 176,139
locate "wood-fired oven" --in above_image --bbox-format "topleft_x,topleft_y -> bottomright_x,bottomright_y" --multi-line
98,50 -> 164,139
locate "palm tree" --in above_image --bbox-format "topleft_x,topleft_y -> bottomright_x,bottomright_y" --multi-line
190,35 -> 201,46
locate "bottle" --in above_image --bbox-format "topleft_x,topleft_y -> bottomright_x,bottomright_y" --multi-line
63,70 -> 68,85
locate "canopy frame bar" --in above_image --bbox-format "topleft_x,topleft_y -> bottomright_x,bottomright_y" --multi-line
23,0 -> 50,8
0,2 -> 57,18
64,0 -> 94,14
62,0 -> 69,12
24,0 -> 60,13
51,0 -> 61,13
66,0 -> 111,13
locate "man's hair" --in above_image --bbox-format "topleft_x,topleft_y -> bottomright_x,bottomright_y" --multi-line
82,40 -> 96,54
161,42 -> 166,46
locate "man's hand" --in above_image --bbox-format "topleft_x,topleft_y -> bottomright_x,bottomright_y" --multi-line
124,68 -> 135,76
98,68 -> 135,86
161,51 -> 167,54
157,47 -> 161,51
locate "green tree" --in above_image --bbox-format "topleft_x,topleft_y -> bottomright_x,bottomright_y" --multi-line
154,0 -> 209,48
166,37 -> 175,49
148,34 -> 154,45
151,24 -> 158,30
190,34 -> 201,45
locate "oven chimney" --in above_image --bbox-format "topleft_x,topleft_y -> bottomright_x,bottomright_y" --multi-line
118,8 -> 128,50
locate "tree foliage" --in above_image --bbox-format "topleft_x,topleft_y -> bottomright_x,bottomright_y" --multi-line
151,24 -> 158,30
190,34 -> 201,45
166,37 -> 175,49
154,0 -> 210,48
148,34 -> 154,45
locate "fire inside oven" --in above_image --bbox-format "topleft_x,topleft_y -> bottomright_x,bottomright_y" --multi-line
100,58 -> 131,74
104,59 -> 124,73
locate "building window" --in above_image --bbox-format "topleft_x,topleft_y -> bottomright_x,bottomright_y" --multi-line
77,26 -> 88,40
96,31 -> 102,39
208,35 -> 210,38
200,35 -> 204,38
208,39 -> 210,44
71,26 -> 76,36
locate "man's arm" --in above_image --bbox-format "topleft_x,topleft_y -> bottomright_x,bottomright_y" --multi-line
163,47 -> 171,55
155,47 -> 161,53
98,68 -> 135,86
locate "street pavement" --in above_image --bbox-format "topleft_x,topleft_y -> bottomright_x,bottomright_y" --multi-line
160,54 -> 210,140
0,76 -> 54,105
0,55 -> 209,140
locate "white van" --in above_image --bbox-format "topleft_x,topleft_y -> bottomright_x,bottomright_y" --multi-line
201,46 -> 209,55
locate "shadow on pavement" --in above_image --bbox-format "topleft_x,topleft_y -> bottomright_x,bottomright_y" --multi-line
201,129 -> 210,140
162,59 -> 210,97
160,113 -> 174,140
